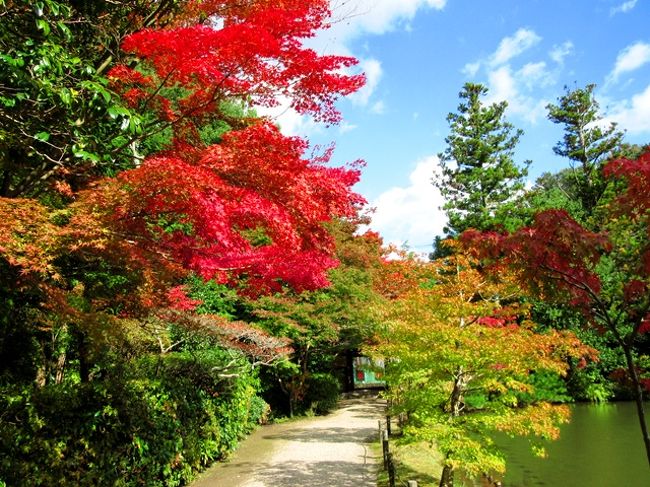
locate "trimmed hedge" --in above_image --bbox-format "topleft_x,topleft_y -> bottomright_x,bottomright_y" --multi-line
0,350 -> 266,486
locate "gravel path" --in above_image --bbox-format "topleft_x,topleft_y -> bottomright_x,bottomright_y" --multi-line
191,395 -> 385,487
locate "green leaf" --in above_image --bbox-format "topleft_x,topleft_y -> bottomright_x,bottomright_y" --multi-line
58,89 -> 71,105
80,81 -> 112,103
0,54 -> 24,68
0,96 -> 16,108
73,149 -> 100,163
34,132 -> 50,142
107,105 -> 130,119
35,19 -> 50,36
56,21 -> 71,40
34,2 -> 44,17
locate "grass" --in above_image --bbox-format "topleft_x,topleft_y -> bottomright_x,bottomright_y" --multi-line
376,438 -> 445,487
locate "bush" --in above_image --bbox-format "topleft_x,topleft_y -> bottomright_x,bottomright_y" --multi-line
304,372 -> 341,415
517,370 -> 573,404
0,350 -> 267,486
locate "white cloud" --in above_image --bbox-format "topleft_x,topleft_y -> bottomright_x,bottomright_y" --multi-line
490,28 -> 541,66
311,1 -> 447,107
462,61 -> 481,77
519,62 -> 554,89
264,1 -> 446,136
549,41 -> 574,64
348,58 -> 383,106
327,0 -> 447,39
486,66 -> 517,104
606,83 -> 650,134
371,100 -> 386,114
610,0 -> 637,15
463,29 -> 543,83
370,156 -> 446,251
462,29 -> 559,125
607,42 -> 650,84
339,122 -> 358,134
485,66 -> 549,123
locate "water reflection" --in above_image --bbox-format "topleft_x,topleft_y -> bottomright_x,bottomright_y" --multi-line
481,402 -> 648,486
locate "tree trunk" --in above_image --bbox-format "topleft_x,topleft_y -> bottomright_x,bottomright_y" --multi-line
0,168 -> 11,197
0,148 -> 17,197
35,365 -> 47,388
53,324 -> 68,384
289,392 -> 294,418
34,346 -> 48,387
72,326 -> 91,383
449,366 -> 467,416
54,351 -> 67,384
439,464 -> 454,487
623,344 -> 650,467
438,368 -> 467,487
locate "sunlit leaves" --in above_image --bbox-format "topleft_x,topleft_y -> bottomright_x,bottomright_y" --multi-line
93,120 -> 364,296
375,245 -> 592,480
460,150 -> 650,464
462,151 -> 650,335
0,197 -> 60,280
436,83 -> 530,236
109,0 -> 364,131
0,1 -> 143,196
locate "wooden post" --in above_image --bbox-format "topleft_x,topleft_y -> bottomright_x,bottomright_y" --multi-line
407,481 -> 418,487
399,411 -> 407,428
387,452 -> 396,487
382,429 -> 389,470
386,414 -> 392,436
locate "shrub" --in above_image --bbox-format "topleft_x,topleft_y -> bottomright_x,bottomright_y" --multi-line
304,372 -> 341,415
0,349 -> 266,486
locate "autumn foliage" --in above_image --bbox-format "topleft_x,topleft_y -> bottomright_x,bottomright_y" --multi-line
460,150 -> 650,465
1,0 -> 367,312
461,209 -> 608,308
109,0 -> 364,140
0,1 -> 372,483
86,120 -> 365,297
375,243 -> 594,482
461,152 -> 650,338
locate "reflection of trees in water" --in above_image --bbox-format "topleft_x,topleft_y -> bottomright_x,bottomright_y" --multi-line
491,403 -> 647,487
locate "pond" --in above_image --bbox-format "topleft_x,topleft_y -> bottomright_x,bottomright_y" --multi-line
492,402 -> 648,486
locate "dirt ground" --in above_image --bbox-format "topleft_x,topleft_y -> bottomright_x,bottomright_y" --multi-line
191,394 -> 386,487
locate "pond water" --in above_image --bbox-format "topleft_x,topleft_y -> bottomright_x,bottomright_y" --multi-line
492,402 -> 648,486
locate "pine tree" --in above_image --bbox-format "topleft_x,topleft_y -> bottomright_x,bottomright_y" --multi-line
436,82 -> 530,236
546,83 -> 624,217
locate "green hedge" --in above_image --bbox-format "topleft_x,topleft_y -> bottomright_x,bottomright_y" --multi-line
0,350 -> 266,486
304,373 -> 341,415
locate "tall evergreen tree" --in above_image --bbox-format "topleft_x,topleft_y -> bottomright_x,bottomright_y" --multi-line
546,83 -> 624,217
436,82 -> 530,236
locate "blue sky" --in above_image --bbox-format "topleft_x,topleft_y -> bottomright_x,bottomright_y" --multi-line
262,0 -> 650,253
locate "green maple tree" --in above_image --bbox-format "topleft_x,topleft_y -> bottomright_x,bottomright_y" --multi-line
375,242 -> 593,485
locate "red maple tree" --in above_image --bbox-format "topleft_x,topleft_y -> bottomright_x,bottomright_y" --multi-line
0,0 -> 368,376
86,120 -> 365,297
461,150 -> 650,466
108,0 -> 364,152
